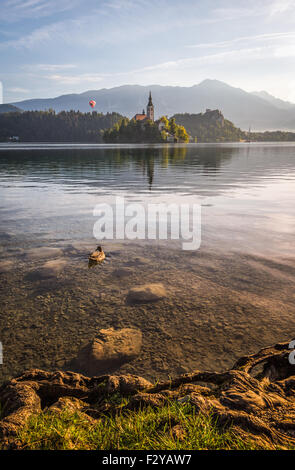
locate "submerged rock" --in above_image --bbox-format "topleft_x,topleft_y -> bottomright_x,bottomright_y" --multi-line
127,283 -> 167,304
112,267 -> 133,278
74,327 -> 142,375
0,260 -> 14,273
23,247 -> 63,261
26,259 -> 67,280
125,256 -> 150,266
0,232 -> 14,241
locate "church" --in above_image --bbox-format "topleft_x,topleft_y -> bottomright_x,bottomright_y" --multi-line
133,91 -> 154,122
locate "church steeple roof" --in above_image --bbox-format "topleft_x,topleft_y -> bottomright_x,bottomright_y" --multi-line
148,91 -> 153,106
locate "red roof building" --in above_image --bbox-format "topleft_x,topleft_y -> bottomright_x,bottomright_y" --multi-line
134,112 -> 147,121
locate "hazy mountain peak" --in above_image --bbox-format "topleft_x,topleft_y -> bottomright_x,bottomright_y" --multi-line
254,90 -> 273,98
252,90 -> 295,111
198,79 -> 230,88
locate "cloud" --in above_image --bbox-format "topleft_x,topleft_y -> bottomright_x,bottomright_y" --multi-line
212,6 -> 255,21
274,44 -> 295,58
7,87 -> 30,93
0,1 -> 245,51
0,8 -> 155,50
42,46 -> 273,87
0,22 -> 64,48
183,30 -> 295,67
133,47 -> 272,73
187,32 -> 295,50
104,0 -> 146,10
46,73 -> 104,85
268,0 -> 294,16
213,0 -> 295,22
24,64 -> 77,72
0,0 -> 80,22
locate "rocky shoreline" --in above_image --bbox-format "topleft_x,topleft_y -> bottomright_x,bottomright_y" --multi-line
1,340 -> 295,449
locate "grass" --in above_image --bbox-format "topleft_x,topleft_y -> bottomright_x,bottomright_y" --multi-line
15,401 -> 259,450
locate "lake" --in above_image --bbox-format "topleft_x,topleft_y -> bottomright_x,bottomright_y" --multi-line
0,142 -> 295,382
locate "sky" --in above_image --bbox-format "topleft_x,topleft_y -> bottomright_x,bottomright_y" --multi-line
1,0 -> 295,104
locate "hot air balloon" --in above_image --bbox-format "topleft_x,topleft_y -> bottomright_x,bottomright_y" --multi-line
89,100 -> 96,109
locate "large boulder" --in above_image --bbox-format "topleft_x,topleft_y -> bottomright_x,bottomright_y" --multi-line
75,327 -> 142,375
112,267 -> 133,278
127,283 -> 167,304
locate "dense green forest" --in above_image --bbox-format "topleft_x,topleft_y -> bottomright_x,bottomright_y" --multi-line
0,110 -> 122,142
103,116 -> 189,143
173,110 -> 245,142
104,118 -> 162,143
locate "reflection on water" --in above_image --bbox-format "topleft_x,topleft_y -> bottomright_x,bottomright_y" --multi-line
0,143 -> 295,256
0,145 -> 190,192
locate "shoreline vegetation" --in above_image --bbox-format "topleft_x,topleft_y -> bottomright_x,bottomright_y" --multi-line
1,340 -> 295,450
104,116 -> 189,144
1,109 -> 295,144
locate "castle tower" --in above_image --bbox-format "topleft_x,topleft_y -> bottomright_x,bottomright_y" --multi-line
146,91 -> 154,122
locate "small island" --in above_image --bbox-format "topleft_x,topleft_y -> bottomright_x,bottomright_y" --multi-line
103,92 -> 190,144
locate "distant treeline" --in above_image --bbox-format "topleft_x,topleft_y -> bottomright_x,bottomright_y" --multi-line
1,108 -> 295,143
249,131 -> 295,141
174,111 -> 295,142
0,110 -> 122,142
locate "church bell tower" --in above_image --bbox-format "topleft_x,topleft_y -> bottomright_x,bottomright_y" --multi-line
146,91 -> 154,122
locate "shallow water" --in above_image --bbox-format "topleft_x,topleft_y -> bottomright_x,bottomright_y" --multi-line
0,143 -> 295,382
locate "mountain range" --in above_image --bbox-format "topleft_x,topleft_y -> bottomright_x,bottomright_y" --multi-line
3,80 -> 295,131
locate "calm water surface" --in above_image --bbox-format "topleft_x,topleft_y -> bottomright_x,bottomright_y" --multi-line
0,142 -> 294,255
0,143 -> 295,381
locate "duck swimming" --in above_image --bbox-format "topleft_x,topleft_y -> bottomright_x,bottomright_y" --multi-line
88,245 -> 106,262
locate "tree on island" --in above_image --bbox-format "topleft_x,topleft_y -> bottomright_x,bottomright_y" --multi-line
103,116 -> 190,143
173,111 -> 245,143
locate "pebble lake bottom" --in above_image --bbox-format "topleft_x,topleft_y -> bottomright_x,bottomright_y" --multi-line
0,142 -> 294,383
